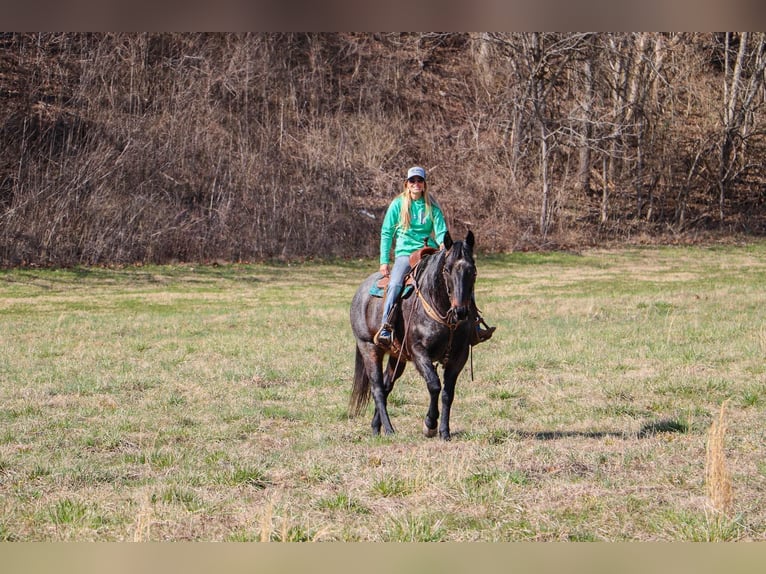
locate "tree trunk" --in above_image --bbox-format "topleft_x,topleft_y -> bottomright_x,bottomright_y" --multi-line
540,121 -> 550,235
577,48 -> 594,195
719,32 -> 747,220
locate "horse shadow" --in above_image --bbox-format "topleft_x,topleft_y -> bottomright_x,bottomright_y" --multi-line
464,418 -> 689,443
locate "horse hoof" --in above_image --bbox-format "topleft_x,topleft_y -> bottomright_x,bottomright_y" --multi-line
423,423 -> 437,438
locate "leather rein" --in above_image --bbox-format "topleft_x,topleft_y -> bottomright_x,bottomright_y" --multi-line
414,252 -> 471,329
406,250 -> 473,366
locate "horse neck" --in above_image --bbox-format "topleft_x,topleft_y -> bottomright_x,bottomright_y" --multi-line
419,250 -> 450,311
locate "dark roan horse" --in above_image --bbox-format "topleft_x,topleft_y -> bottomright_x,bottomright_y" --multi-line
349,230 -> 477,441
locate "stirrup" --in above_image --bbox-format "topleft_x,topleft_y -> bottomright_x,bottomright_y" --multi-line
472,318 -> 495,345
374,324 -> 393,347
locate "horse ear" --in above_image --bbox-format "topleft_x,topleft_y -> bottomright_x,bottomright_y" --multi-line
466,230 -> 475,250
443,231 -> 453,250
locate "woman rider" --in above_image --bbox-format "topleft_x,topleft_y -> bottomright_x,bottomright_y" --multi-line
374,166 -> 494,348
374,166 -> 445,347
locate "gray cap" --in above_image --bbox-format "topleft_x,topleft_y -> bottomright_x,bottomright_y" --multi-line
406,166 -> 426,181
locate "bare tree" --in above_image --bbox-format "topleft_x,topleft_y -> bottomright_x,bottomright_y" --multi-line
491,33 -> 591,236
576,35 -> 595,197
5,33 -> 766,266
719,32 -> 766,220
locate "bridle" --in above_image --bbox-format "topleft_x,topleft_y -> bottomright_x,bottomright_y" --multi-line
405,247 -> 475,365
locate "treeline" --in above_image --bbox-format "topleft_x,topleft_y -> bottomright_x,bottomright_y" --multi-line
2,32 -> 766,266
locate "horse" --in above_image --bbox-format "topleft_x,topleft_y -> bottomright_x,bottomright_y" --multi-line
349,230 -> 477,441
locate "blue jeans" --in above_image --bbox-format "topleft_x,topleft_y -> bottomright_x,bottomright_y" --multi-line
381,255 -> 411,327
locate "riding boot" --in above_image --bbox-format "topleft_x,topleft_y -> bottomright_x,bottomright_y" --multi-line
375,295 -> 400,348
376,256 -> 411,349
374,322 -> 393,348
470,296 -> 495,346
472,317 -> 496,345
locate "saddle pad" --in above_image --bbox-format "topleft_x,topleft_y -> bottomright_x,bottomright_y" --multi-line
369,274 -> 414,299
369,277 -> 385,298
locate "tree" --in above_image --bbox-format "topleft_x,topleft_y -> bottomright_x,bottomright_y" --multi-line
719,32 -> 766,220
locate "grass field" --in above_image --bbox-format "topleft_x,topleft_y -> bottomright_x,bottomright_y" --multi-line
1,244 -> 765,541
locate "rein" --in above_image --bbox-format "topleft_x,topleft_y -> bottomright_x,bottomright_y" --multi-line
414,251 -> 471,329
415,284 -> 455,328
390,242 -> 478,381
409,250 -> 472,367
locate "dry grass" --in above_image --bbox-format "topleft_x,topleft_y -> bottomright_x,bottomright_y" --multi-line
705,402 -> 734,524
1,245 -> 766,540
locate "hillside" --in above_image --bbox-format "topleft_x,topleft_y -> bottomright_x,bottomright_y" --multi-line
2,33 -> 766,266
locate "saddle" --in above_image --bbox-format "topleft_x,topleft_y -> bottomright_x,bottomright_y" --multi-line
370,246 -> 437,297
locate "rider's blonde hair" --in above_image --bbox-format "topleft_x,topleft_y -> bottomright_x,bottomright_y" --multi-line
398,180 -> 435,231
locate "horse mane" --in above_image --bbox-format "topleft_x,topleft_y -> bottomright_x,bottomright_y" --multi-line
415,238 -> 474,303
413,246 -> 445,293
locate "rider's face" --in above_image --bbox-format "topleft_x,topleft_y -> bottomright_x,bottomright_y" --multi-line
407,177 -> 424,199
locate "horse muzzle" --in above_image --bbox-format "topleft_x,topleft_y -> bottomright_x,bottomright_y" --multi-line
447,303 -> 470,324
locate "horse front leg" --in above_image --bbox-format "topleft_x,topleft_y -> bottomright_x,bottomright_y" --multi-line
438,366 -> 461,441
412,354 -> 442,438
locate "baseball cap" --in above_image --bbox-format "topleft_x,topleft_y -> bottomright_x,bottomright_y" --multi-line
406,166 -> 426,181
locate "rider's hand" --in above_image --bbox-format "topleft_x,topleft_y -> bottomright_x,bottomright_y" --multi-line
379,264 -> 390,277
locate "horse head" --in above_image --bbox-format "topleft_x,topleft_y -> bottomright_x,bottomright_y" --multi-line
442,230 -> 476,323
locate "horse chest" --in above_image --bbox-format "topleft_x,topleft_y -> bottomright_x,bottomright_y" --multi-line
410,323 -> 469,365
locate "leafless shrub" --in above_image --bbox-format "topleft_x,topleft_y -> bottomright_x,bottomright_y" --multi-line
2,33 -> 766,267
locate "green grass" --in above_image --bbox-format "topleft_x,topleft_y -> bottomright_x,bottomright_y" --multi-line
383,512 -> 447,542
1,245 -> 765,540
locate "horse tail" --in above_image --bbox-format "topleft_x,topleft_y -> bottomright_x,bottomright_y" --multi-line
349,345 -> 371,417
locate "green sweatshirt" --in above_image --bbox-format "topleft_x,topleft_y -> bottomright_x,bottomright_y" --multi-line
379,195 -> 448,264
